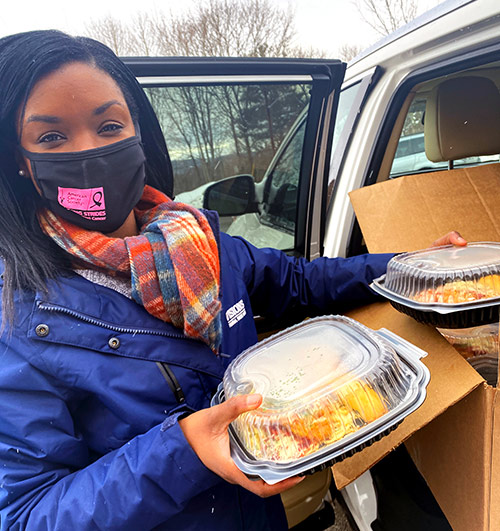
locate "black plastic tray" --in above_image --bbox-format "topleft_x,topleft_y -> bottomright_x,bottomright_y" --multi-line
297,420 -> 401,476
372,276 -> 500,329
389,300 -> 500,329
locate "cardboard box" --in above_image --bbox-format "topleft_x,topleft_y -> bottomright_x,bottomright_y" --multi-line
339,163 -> 500,530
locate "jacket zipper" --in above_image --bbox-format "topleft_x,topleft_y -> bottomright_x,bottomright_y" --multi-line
37,301 -> 186,338
37,301 -> 226,398
38,301 -> 194,405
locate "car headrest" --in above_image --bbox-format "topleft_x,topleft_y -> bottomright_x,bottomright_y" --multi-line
424,76 -> 500,162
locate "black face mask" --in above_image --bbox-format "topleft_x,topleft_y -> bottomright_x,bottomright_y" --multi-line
21,135 -> 146,233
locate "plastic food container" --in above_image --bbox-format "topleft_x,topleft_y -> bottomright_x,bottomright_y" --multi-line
436,323 -> 499,386
371,243 -> 500,328
437,323 -> 499,359
211,315 -> 430,484
468,355 -> 498,386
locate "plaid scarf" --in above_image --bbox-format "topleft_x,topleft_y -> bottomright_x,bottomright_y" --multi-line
38,185 -> 222,353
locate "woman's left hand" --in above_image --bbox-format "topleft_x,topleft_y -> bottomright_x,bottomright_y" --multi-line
431,231 -> 467,248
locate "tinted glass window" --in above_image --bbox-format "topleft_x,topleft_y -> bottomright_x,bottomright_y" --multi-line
260,119 -> 306,236
144,82 -> 311,250
144,83 -> 310,195
331,82 -> 362,156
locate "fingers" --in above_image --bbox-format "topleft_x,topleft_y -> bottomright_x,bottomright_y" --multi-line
431,231 -> 467,248
247,474 -> 305,498
179,394 -> 305,498
448,231 -> 467,246
212,394 -> 263,426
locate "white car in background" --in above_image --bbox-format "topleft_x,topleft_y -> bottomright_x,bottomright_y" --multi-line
389,132 -> 481,175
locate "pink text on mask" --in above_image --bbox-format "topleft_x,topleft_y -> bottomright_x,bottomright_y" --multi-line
58,186 -> 107,221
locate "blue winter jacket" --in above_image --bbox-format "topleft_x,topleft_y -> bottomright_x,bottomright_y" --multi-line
0,228 -> 392,530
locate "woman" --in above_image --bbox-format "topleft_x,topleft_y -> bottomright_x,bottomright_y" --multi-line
0,30 -> 464,530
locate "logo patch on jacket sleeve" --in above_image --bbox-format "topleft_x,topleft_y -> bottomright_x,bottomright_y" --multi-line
226,299 -> 246,328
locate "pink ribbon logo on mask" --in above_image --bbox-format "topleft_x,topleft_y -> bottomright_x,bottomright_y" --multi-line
58,186 -> 107,221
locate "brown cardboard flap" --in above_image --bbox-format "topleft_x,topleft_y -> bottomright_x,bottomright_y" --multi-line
332,302 -> 483,489
489,390 -> 500,529
349,164 -> 500,253
406,384 -> 494,531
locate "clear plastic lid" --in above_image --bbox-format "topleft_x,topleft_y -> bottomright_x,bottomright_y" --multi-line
385,243 -> 500,304
223,316 -> 423,466
437,323 -> 499,359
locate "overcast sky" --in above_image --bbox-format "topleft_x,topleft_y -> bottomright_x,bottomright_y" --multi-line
0,0 -> 440,57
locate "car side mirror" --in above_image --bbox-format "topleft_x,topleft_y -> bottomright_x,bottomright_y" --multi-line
203,174 -> 257,216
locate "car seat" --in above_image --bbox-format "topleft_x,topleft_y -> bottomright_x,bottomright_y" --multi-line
424,75 -> 500,164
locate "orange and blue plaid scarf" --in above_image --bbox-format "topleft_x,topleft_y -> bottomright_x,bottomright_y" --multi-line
38,185 -> 222,353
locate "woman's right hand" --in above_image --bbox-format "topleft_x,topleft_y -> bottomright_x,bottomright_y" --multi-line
178,394 -> 304,497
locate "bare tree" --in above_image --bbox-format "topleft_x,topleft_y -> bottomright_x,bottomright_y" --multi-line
84,15 -> 138,56
355,0 -> 419,37
148,0 -> 300,57
84,0 -> 326,59
337,43 -> 363,62
83,1 -> 320,194
130,12 -> 154,56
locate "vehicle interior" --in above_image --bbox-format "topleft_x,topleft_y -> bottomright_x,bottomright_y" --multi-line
348,59 -> 500,531
377,60 -> 500,184
283,59 -> 500,531
347,58 -> 500,260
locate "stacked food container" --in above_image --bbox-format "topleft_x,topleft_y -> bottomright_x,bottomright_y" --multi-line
371,242 -> 500,386
212,315 -> 430,483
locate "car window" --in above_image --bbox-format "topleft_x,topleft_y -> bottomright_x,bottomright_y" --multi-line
331,82 -> 362,156
143,82 -> 311,245
259,119 -> 306,238
131,58 -> 344,260
394,133 -> 425,157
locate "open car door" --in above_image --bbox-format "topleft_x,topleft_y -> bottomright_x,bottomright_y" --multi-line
123,57 -> 346,262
